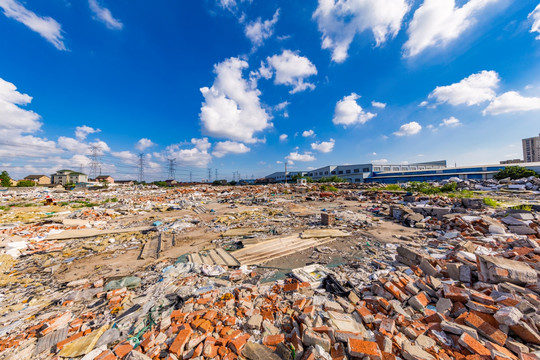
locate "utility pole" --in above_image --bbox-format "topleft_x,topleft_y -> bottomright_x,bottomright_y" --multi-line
208,168 -> 212,183
189,171 -> 192,183
232,172 -> 235,182
167,158 -> 176,180
138,153 -> 145,183
284,162 -> 288,185
79,163 -> 84,173
215,169 -> 218,181
89,144 -> 101,180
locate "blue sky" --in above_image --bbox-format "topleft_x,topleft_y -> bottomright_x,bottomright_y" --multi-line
1,0 -> 540,181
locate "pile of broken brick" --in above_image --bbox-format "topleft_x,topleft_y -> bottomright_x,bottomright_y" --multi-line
3,232 -> 540,360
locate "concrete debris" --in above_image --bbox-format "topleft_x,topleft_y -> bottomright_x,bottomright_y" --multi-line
1,182 -> 540,359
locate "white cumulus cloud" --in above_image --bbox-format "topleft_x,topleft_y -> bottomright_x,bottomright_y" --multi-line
164,138 -> 212,168
529,3 -> 540,40
439,116 -> 461,127
428,70 -> 499,106
200,57 -> 271,144
332,93 -> 376,126
244,9 -> 279,48
259,50 -> 317,93
404,0 -> 500,57
371,159 -> 388,164
286,151 -> 316,163
394,121 -> 422,136
88,0 -> 123,30
279,134 -> 288,142
135,138 -> 155,152
311,138 -> 335,153
212,141 -> 250,158
371,101 -> 386,108
75,125 -> 101,141
302,130 -> 316,137
483,91 -> 540,115
0,0 -> 66,50
313,0 -> 410,63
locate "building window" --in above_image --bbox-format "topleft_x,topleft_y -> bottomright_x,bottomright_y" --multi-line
354,169 -> 359,173
331,171 -> 336,174
325,171 -> 328,175
346,170 -> 351,174
355,178 -> 361,182
374,167 -> 380,171
338,170 -> 343,174
363,168 -> 369,172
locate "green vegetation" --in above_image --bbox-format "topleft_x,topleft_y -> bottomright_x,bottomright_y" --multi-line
0,171 -> 11,187
494,166 -> 538,180
320,184 -> 338,192
16,180 -> 36,187
440,182 -> 457,192
229,181 -> 237,186
483,197 -> 500,207
405,182 -> 441,195
0,206 -> 9,211
317,175 -> 346,183
510,204 -> 533,211
383,184 -> 402,191
291,174 -> 314,183
103,197 -> 118,203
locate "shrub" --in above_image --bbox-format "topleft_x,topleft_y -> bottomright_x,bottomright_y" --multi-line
494,166 -> 537,180
320,184 -> 338,192
16,180 -> 36,187
318,176 -> 347,183
483,197 -> 500,207
440,182 -> 457,192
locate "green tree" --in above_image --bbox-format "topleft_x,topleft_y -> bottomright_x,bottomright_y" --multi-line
16,180 -> 36,187
0,171 -> 11,187
494,166 -> 538,180
317,175 -> 346,183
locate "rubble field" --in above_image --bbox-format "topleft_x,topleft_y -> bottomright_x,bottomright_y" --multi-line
1,179 -> 540,360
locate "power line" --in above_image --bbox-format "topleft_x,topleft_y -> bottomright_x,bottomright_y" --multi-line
167,158 -> 176,180
138,153 -> 145,183
89,144 -> 101,180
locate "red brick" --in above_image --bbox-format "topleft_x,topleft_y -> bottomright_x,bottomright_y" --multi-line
169,326 -> 193,356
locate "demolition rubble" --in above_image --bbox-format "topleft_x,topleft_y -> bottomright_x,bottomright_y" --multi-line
1,180 -> 540,360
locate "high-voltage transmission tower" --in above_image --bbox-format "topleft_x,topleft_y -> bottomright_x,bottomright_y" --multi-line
89,144 -> 101,180
167,158 -> 176,180
215,169 -> 218,181
138,153 -> 145,183
208,168 -> 212,182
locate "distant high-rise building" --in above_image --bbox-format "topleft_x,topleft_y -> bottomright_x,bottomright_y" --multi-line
522,134 -> 540,162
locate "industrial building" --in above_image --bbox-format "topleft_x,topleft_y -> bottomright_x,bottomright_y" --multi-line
265,161 -> 540,184
265,161 -> 447,183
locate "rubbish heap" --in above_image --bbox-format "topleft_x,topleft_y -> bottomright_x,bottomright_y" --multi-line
1,183 -> 540,359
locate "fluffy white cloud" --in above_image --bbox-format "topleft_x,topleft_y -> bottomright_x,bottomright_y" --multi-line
311,138 -> 335,153
404,0 -> 500,57
259,50 -> 317,93
212,141 -> 250,158
111,150 -> 138,163
394,121 -> 422,136
332,93 -> 376,126
163,138 -> 212,168
0,0 -> 65,50
529,3 -> 540,40
371,159 -> 388,164
313,0 -> 410,63
135,138 -> 155,151
0,77 -> 61,158
371,101 -> 386,108
440,116 -> 461,127
286,151 -> 316,163
57,136 -> 110,155
244,9 -> 279,47
75,125 -> 100,141
200,57 -> 271,143
302,130 -> 316,137
88,0 -> 123,30
0,77 -> 41,133
428,70 -> 499,106
279,134 -> 288,142
483,91 -> 540,115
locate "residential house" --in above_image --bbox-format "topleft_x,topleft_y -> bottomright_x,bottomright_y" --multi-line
51,170 -> 88,185
95,175 -> 114,184
24,175 -> 51,185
